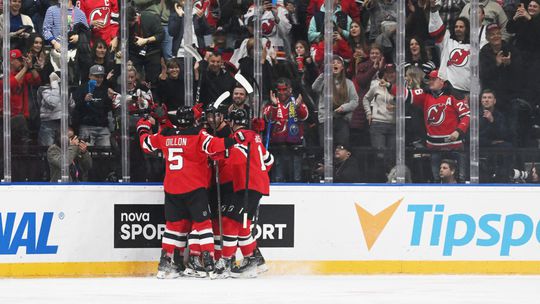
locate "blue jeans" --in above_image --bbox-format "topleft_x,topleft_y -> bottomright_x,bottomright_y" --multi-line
38,120 -> 60,146
270,145 -> 303,182
79,125 -> 111,147
162,25 -> 173,60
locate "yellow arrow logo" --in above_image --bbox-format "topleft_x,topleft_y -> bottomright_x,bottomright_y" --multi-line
355,198 -> 403,251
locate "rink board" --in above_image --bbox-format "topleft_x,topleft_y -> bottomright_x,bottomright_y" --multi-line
1,185 -> 540,277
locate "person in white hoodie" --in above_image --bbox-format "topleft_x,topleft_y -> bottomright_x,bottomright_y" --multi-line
363,63 -> 396,163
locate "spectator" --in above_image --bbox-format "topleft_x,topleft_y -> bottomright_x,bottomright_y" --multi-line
42,0 -> 88,52
429,0 -> 471,95
195,51 -> 236,106
73,64 -> 113,147
479,89 -> 512,147
347,21 -> 369,76
308,0 -> 352,43
351,43 -> 385,146
437,0 -> 467,29
439,159 -> 457,183
404,36 -> 436,75
405,0 -> 430,42
21,0 -> 48,34
313,55 -> 358,147
156,59 -> 185,111
479,23 -> 523,110
204,27 -> 234,62
78,0 -> 119,49
81,38 -> 116,84
292,40 -> 318,91
507,0 -> 540,107
47,127 -> 92,182
402,69 -> 470,182
306,0 -> 361,25
24,33 -> 50,85
8,49 -> 41,147
127,5 -> 164,87
0,0 -> 35,49
263,77 -> 308,182
227,85 -> 250,114
167,0 -> 208,57
365,0 -> 397,42
460,0 -> 510,41
363,63 -> 396,166
37,71 -> 65,146
316,144 -> 362,183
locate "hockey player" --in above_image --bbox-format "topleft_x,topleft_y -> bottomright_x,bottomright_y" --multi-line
204,103 -> 233,261
136,106 -> 237,279
215,109 -> 274,278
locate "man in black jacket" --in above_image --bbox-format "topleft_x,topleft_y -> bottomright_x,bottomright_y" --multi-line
74,65 -> 113,147
195,51 -> 236,106
128,5 -> 164,86
317,145 -> 362,183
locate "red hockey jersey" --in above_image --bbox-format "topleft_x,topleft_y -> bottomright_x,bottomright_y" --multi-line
139,126 -> 231,194
408,88 -> 470,149
228,129 -> 273,195
78,0 -> 119,45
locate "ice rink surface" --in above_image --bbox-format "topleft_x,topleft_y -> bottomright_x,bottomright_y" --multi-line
1,275 -> 540,304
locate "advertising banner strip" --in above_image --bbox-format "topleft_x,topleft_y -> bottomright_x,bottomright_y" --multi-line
3,261 -> 540,277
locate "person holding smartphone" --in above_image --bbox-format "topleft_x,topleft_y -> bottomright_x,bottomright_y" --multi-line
0,0 -> 35,49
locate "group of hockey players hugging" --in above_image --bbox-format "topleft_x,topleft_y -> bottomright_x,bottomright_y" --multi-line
136,95 -> 273,279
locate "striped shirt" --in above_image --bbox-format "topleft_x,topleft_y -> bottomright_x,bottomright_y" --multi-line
42,5 -> 88,43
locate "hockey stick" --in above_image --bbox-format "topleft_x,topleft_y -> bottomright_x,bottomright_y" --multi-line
234,73 -> 254,94
184,44 -> 203,62
243,141 -> 251,229
210,91 -> 231,254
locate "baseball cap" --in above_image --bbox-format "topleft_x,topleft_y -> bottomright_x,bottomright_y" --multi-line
428,69 -> 441,79
383,63 -> 396,72
486,23 -> 501,33
89,64 -> 105,75
335,144 -> 350,152
10,49 -> 23,60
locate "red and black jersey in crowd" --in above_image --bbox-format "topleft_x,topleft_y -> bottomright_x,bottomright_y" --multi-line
406,87 -> 470,150
227,129 -> 273,195
78,0 -> 119,45
139,125 -> 234,194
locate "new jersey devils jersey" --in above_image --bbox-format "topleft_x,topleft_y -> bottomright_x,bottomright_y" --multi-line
429,11 -> 470,91
78,0 -> 119,45
408,88 -> 470,149
228,129 -> 273,195
140,126 -> 232,194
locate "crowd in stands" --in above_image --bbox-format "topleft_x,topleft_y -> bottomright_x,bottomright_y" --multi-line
0,0 -> 539,183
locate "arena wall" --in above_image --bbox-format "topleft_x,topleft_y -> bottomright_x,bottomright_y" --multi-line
1,185 -> 540,277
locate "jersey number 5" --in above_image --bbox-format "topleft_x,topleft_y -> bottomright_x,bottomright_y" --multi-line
168,148 -> 184,170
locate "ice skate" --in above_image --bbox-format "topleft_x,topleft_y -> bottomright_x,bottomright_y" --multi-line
231,256 -> 258,278
156,249 -> 181,279
213,258 -> 232,279
184,255 -> 208,278
253,247 -> 268,274
202,251 -> 216,279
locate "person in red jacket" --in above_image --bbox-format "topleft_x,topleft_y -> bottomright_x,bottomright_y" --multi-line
215,108 -> 273,279
136,105 -> 236,279
401,69 -> 470,182
8,49 -> 41,147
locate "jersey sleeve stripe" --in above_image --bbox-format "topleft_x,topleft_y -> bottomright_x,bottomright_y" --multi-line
202,136 -> 212,154
143,136 -> 156,152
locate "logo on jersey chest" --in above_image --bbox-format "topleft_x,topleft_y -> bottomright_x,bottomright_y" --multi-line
90,7 -> 111,24
447,48 -> 470,67
427,103 -> 447,126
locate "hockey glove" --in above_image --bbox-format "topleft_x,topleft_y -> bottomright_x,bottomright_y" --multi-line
193,102 -> 204,120
136,118 -> 152,136
251,118 -> 265,132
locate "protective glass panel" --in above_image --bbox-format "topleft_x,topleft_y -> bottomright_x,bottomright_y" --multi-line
403,0 -> 472,183
478,1 -> 540,184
